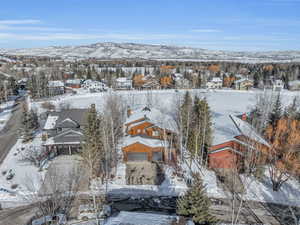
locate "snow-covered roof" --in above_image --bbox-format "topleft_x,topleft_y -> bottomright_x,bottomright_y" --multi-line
212,114 -> 240,145
116,77 -> 131,82
65,79 -> 81,84
235,78 -> 253,84
17,78 -> 28,84
43,109 -> 87,130
123,135 -> 166,148
126,107 -> 176,131
273,79 -> 284,86
172,73 -> 183,80
235,74 -> 244,79
82,79 -> 106,88
212,114 -> 269,147
43,115 -> 59,130
230,115 -> 270,147
289,80 -> 300,86
48,80 -> 64,88
211,77 -> 222,83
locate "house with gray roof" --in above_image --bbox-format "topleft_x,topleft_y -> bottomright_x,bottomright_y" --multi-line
43,109 -> 87,155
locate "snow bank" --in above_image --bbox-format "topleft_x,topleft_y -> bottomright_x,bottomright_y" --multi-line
105,211 -> 176,225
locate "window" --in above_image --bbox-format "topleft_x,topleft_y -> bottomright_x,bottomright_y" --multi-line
153,131 -> 159,136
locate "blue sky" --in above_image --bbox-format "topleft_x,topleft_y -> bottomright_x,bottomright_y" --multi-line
1,0 -> 300,51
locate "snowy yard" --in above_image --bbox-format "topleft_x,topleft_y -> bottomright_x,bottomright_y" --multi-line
0,134 -> 47,208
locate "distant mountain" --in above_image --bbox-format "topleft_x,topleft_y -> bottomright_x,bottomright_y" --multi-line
1,42 -> 300,63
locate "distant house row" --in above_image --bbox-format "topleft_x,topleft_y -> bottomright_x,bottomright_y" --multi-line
47,79 -> 108,95
206,75 -> 286,91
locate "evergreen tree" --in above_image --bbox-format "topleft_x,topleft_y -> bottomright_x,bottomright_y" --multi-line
269,93 -> 282,127
86,67 -> 92,80
81,104 -> 105,178
8,77 -> 18,95
253,72 -> 260,88
187,97 -> 212,164
29,109 -> 39,130
21,103 -> 34,142
28,75 -> 38,98
177,175 -> 217,225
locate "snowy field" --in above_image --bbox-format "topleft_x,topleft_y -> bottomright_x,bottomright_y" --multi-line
0,100 -> 15,131
33,89 -> 299,116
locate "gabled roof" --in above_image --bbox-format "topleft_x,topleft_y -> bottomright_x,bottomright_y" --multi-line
211,77 -> 222,83
127,120 -> 154,130
235,78 -> 253,84
44,128 -> 83,145
123,135 -> 167,148
48,80 -> 65,88
65,79 -> 81,85
125,107 -> 177,132
212,114 -> 269,148
230,115 -> 270,147
43,109 -> 87,130
56,118 -> 80,128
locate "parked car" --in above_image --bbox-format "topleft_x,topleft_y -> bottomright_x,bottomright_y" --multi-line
6,170 -> 15,180
78,204 -> 111,221
31,213 -> 66,225
78,204 -> 96,221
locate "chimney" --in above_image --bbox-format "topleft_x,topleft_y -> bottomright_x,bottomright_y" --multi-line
242,113 -> 247,121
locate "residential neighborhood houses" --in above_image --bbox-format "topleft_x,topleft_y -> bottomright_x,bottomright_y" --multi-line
1,57 -> 300,225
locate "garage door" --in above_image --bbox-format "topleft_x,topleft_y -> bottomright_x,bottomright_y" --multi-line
127,152 -> 148,161
153,152 -> 163,161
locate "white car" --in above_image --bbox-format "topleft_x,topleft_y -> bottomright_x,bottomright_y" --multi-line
78,204 -> 97,221
77,204 -> 111,221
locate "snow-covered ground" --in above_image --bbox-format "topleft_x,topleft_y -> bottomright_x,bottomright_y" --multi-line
0,100 -> 15,131
0,134 -> 47,208
104,211 -> 177,225
91,163 -> 187,197
242,171 -> 300,206
32,88 -> 299,115
183,158 -> 300,207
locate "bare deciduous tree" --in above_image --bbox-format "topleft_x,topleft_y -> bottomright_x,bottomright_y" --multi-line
23,162 -> 83,220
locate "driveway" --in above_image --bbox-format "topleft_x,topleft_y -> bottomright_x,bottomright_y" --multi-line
40,155 -> 89,195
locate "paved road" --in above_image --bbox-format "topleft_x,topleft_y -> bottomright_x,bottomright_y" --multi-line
0,99 -> 23,165
0,204 -> 37,225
